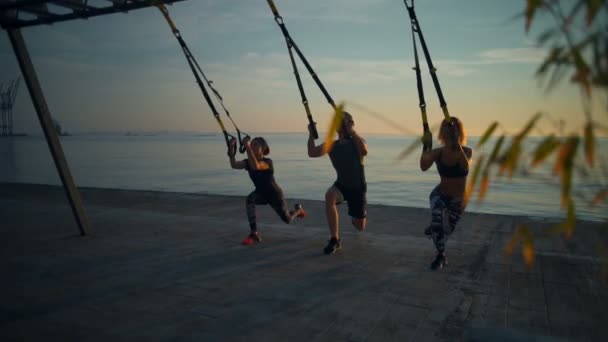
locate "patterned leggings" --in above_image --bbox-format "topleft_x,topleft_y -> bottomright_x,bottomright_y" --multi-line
246,191 -> 295,232
429,186 -> 463,253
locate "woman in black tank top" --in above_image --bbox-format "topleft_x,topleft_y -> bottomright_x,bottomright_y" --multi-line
420,117 -> 473,270
228,136 -> 306,245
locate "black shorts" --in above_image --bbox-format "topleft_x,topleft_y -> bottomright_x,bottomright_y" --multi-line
334,182 -> 367,219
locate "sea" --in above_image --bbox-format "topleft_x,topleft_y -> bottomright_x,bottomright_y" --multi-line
1,133 -> 606,222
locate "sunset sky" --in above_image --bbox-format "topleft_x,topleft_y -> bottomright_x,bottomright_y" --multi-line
0,0 -> 599,136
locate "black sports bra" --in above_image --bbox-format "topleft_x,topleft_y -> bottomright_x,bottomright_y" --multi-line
436,150 -> 469,178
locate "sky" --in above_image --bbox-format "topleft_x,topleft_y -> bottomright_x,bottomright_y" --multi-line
0,0 -> 602,136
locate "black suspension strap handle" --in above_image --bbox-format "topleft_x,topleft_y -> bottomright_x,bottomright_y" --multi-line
154,1 -> 239,154
411,18 -> 429,131
404,0 -> 450,121
188,50 -> 250,153
227,136 -> 238,157
267,0 -> 338,139
182,49 -> 236,153
414,35 -> 433,152
407,3 -> 431,152
237,131 -> 250,154
286,39 -> 318,139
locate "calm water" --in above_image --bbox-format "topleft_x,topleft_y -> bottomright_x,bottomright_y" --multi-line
1,133 -> 606,221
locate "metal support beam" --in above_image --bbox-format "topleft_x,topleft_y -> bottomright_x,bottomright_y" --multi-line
0,1 -> 47,12
1,0 -> 186,29
7,28 -> 89,236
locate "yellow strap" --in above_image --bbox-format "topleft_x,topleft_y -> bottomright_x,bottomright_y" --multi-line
322,103 -> 345,155
153,0 -> 179,34
215,117 -> 227,131
267,0 -> 280,17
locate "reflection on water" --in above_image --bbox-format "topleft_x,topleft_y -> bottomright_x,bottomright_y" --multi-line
0,133 -> 606,222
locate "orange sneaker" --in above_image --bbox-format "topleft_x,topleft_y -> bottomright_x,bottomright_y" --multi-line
295,204 -> 306,219
242,231 -> 262,245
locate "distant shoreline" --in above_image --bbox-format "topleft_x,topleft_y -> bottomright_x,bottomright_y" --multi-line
0,133 -> 27,137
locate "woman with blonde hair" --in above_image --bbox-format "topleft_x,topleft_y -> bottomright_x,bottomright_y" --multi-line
420,117 -> 472,270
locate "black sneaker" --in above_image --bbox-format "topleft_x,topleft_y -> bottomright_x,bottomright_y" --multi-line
430,253 -> 447,270
323,237 -> 341,255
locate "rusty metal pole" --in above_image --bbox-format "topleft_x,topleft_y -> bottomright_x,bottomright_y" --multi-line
7,28 -> 90,236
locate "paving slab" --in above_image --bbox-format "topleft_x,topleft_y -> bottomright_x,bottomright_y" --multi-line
1,183 -> 607,341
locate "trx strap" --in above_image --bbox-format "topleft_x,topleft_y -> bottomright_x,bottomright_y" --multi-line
404,0 -> 451,124
154,1 -> 249,154
411,20 -> 428,134
267,0 -> 337,140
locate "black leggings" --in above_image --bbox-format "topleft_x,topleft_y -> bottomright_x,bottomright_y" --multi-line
429,186 -> 463,253
246,191 -> 296,231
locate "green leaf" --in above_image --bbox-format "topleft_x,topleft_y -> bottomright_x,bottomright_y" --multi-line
537,28 -> 558,45
477,143 -> 500,202
565,1 -> 585,27
585,0 -> 604,25
505,224 -> 525,256
556,199 -> 577,239
488,135 -> 506,165
556,136 -> 580,207
466,154 -> 486,203
569,46 -> 592,96
591,189 -> 608,207
505,224 -> 535,266
477,169 -> 490,201
516,112 -> 542,141
499,140 -> 522,177
584,122 -> 595,167
525,0 -> 545,32
537,47 -> 565,75
519,225 -> 535,267
553,135 -> 579,175
477,122 -> 499,148
531,135 -> 560,167
523,239 -> 535,267
395,138 -> 422,162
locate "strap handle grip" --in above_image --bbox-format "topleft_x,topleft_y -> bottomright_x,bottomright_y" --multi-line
153,1 -> 179,34
238,131 -> 250,154
226,135 -> 237,157
267,0 -> 280,17
308,119 -> 318,140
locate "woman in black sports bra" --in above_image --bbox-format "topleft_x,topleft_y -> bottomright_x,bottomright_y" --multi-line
228,136 -> 306,245
420,117 -> 472,270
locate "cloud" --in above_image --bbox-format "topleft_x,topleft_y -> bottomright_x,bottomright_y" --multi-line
196,51 -> 483,93
479,47 -> 546,64
186,0 -> 386,34
280,0 -> 389,24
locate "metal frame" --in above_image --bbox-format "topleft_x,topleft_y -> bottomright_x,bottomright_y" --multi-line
1,0 -> 186,236
1,1 -> 185,29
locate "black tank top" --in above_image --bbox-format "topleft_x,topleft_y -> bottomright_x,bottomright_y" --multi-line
328,138 -> 366,190
436,149 -> 469,178
244,158 -> 283,196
